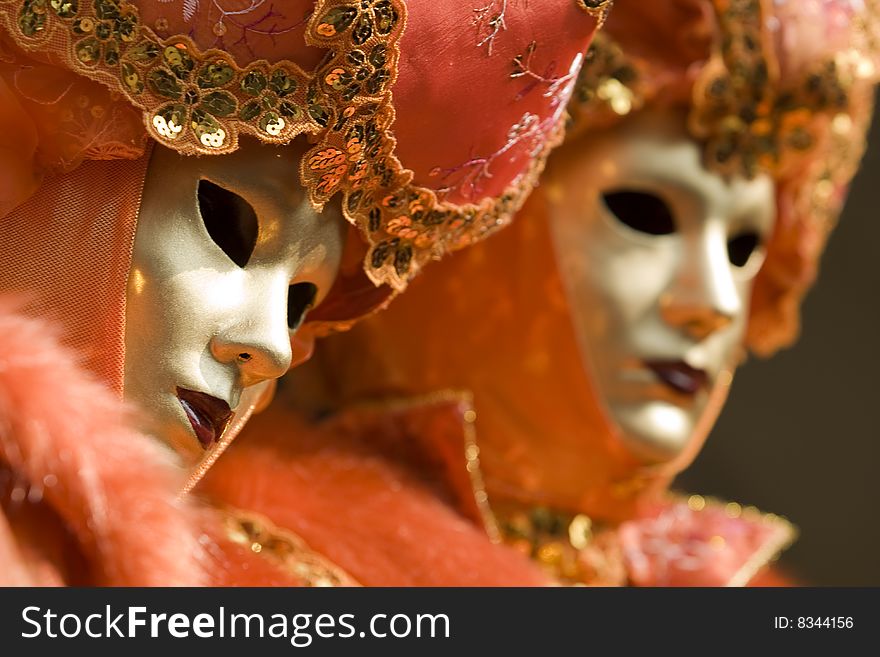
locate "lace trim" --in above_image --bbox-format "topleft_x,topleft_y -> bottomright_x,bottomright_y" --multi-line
490,494 -> 796,587
492,501 -> 624,585
680,494 -> 797,588
722,503 -> 796,587
222,506 -> 360,587
570,0 -> 878,183
0,0 -> 569,289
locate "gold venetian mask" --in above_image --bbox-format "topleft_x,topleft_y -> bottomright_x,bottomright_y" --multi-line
124,139 -> 346,465
548,113 -> 776,464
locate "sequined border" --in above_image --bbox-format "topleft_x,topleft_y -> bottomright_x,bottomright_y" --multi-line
0,0 -> 571,290
223,506 -> 360,587
491,492 -> 796,587
569,0 -> 878,185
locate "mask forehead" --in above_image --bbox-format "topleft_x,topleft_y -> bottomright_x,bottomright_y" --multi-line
150,141 -> 345,289
606,125 -> 776,240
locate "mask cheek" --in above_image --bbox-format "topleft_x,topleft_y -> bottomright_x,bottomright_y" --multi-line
706,308 -> 749,382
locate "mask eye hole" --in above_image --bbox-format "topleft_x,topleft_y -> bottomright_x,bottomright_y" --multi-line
197,180 -> 259,268
288,282 -> 318,331
601,189 -> 676,236
727,231 -> 761,268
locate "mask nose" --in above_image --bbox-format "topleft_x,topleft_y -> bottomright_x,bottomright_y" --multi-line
660,230 -> 741,342
659,300 -> 734,341
210,290 -> 292,387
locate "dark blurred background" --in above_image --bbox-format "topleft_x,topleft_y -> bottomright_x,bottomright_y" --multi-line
677,100 -> 880,586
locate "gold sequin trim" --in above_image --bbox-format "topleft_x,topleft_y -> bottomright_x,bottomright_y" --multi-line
458,395 -> 501,544
692,0 -> 831,178
491,494 -> 796,587
568,32 -> 641,129
0,0 -> 568,290
223,507 -> 360,587
492,503 -> 620,585
570,0 -> 879,188
5,0 -> 341,152
791,5 -> 879,244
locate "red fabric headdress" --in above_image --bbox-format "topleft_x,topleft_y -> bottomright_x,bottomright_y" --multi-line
0,0 -> 607,391
0,0 -> 606,292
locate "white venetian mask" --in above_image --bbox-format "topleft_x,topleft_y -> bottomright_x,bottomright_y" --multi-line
549,113 -> 775,464
124,139 -> 346,465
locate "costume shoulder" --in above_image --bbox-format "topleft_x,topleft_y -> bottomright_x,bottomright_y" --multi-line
618,495 -> 796,587
200,399 -> 549,586
0,297 -> 207,586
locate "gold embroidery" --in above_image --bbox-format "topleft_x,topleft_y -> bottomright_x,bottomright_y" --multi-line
1,0 -> 569,290
223,507 -> 360,587
570,0 -> 878,187
791,5 -> 878,245
569,33 -> 640,125
692,0 -> 822,178
490,494 -> 796,587
459,397 -> 502,544
3,1 -> 391,152
491,503 -> 629,585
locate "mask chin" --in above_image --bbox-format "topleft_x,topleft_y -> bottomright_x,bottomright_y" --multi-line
610,399 -> 700,465
178,380 -> 273,493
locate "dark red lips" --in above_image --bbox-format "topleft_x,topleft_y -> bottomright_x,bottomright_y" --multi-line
176,387 -> 233,449
644,360 -> 708,396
